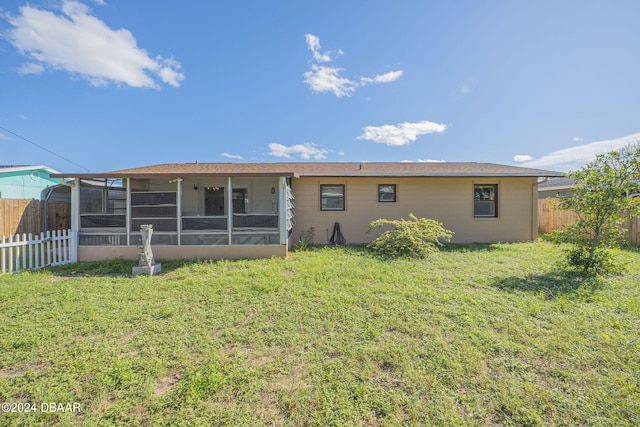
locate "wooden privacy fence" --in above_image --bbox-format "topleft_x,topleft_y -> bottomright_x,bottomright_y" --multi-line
1,229 -> 76,274
538,198 -> 640,244
538,198 -> 579,234
0,199 -> 71,236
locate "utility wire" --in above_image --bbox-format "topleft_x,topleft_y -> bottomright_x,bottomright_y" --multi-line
0,125 -> 91,172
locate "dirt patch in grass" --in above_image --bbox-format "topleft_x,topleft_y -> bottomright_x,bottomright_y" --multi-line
154,373 -> 182,396
0,362 -> 47,378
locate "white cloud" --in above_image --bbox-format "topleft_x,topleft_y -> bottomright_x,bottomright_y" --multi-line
16,62 -> 45,75
268,142 -> 328,160
520,132 -> 640,171
0,132 -> 10,140
356,120 -> 447,146
360,70 -> 403,84
304,64 -> 355,97
6,1 -> 184,89
305,34 -> 332,62
572,137 -> 584,142
513,154 -> 534,162
303,34 -> 402,97
401,159 -> 446,163
221,153 -> 243,160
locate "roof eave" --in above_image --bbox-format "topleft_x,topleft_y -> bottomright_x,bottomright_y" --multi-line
298,173 -> 564,178
51,172 -> 297,179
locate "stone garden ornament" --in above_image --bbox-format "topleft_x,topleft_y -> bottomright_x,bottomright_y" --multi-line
132,224 -> 162,276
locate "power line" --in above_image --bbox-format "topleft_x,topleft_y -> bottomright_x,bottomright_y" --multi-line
0,125 -> 91,172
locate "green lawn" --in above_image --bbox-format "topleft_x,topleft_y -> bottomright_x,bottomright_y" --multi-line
0,243 -> 639,426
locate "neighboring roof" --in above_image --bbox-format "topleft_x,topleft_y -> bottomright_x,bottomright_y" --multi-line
0,165 -> 61,175
538,177 -> 575,191
52,162 -> 563,179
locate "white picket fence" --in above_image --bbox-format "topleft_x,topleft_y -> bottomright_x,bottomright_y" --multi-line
1,229 -> 76,274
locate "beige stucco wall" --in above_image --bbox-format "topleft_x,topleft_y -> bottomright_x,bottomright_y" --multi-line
291,177 -> 538,244
78,245 -> 287,262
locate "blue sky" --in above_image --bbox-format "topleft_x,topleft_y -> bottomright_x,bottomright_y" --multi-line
1,0 -> 639,173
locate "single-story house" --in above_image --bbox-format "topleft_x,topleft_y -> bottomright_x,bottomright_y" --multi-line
52,162 -> 562,261
0,165 -> 63,200
538,177 -> 575,199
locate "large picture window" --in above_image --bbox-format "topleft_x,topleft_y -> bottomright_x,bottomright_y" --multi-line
474,184 -> 498,217
320,184 -> 345,211
378,184 -> 396,202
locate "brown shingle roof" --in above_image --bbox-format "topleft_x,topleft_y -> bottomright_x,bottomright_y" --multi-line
52,162 -> 563,179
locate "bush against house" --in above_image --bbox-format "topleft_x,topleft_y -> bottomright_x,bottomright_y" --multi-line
367,214 -> 454,258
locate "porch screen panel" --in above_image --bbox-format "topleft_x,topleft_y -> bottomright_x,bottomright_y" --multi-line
204,187 -> 225,216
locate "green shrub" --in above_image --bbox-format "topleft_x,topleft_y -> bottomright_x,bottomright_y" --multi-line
540,229 -> 573,244
367,214 -> 454,258
563,245 -> 621,275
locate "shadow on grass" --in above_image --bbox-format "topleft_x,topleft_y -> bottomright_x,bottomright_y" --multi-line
47,258 -> 138,276
440,243 -> 502,253
621,243 -> 640,254
492,269 -> 603,300
49,259 -> 219,277
291,243 -> 501,261
47,257 -> 247,277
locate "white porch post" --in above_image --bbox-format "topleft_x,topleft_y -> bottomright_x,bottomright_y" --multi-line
177,177 -> 182,246
70,178 -> 80,262
227,176 -> 233,245
279,176 -> 287,245
126,178 -> 131,246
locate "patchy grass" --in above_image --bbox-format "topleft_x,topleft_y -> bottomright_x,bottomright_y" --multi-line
0,242 -> 638,426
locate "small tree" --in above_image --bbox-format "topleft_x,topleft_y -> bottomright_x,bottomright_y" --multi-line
558,144 -> 640,273
367,214 -> 454,258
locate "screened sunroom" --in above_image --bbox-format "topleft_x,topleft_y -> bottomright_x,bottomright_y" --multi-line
68,172 -> 295,260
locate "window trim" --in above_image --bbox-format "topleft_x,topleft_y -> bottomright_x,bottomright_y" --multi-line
378,184 -> 397,203
320,184 -> 345,211
474,184 -> 498,218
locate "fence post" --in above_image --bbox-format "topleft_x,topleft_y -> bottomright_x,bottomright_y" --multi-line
21,233 -> 27,271
8,234 -> 14,274
61,230 -> 67,263
39,232 -> 45,269
27,233 -> 33,269
52,230 -> 58,266
1,235 -> 5,274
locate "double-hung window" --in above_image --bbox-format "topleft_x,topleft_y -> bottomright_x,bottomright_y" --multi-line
474,184 -> 498,218
320,184 -> 345,211
378,184 -> 396,202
